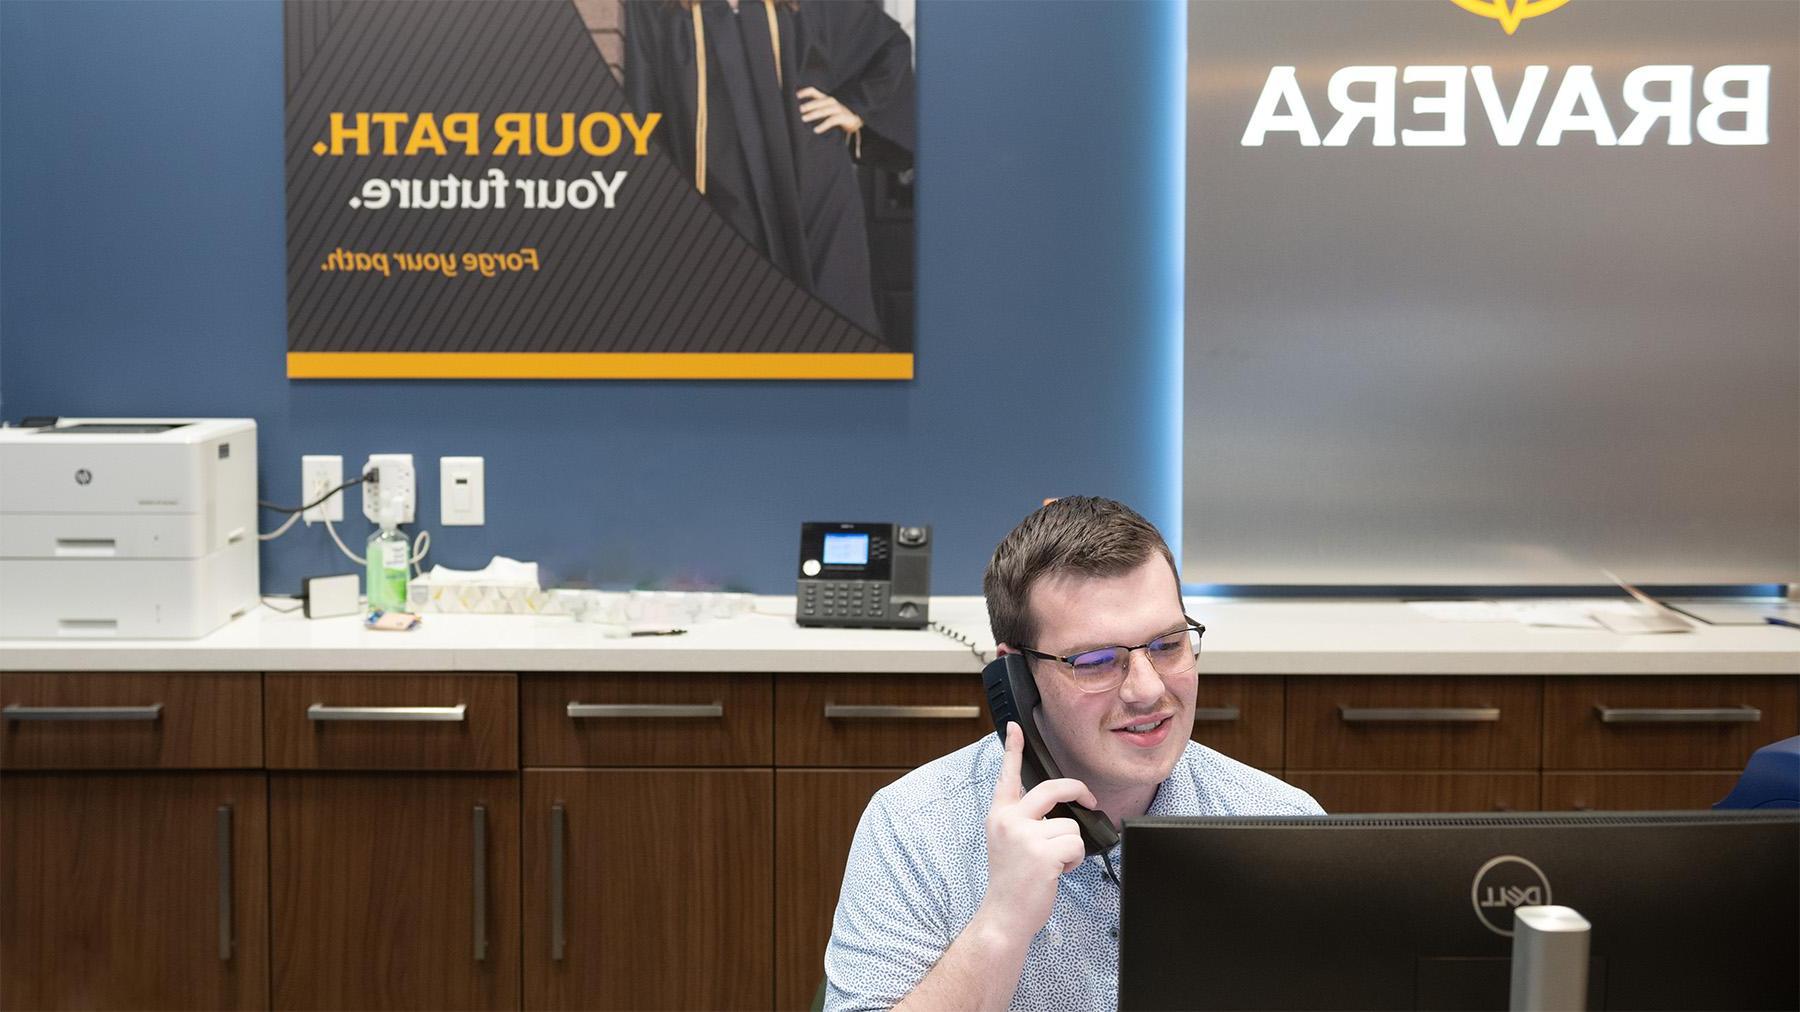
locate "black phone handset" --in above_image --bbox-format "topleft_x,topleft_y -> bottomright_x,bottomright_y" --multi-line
981,653 -> 1122,858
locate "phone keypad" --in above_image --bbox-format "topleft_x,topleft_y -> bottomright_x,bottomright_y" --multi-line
800,580 -> 889,620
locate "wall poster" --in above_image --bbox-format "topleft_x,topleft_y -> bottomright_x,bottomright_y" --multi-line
284,0 -> 916,379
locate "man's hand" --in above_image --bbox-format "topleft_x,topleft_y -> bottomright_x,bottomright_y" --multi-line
975,721 -> 1099,942
889,724 -> 1099,1012
797,86 -> 864,137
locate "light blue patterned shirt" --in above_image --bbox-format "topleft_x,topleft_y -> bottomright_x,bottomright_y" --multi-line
823,735 -> 1323,1012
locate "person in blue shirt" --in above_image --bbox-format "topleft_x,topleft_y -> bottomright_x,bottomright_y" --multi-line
824,497 -> 1323,1011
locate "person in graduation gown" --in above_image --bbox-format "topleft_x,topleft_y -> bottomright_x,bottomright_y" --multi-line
623,0 -> 914,339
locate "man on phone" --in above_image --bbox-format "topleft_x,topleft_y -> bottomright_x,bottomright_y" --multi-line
823,497 -> 1322,1011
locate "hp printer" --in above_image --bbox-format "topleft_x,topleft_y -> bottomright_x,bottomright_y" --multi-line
0,418 -> 259,638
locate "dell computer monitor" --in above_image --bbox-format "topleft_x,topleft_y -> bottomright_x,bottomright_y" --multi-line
1119,811 -> 1799,1011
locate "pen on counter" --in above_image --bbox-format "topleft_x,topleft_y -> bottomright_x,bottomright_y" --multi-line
630,628 -> 688,637
1766,617 -> 1800,630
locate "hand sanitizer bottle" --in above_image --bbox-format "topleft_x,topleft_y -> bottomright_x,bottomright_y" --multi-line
365,487 -> 410,613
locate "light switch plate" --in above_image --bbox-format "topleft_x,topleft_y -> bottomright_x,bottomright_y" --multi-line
440,456 -> 485,526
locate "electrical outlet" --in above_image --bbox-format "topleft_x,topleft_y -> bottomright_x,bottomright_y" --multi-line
361,453 -> 416,524
301,454 -> 344,524
440,456 -> 485,526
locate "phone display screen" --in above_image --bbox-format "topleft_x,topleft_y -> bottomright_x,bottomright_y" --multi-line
822,532 -> 871,566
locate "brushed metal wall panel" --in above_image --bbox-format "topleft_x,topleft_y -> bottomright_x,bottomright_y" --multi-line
1183,0 -> 1799,585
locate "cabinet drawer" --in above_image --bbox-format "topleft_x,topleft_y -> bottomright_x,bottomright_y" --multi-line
265,673 -> 516,770
1188,676 -> 1284,770
1542,772 -> 1741,811
1,672 -> 261,769
1544,676 -> 1799,770
1286,677 -> 1541,770
1285,772 -> 1540,814
521,674 -> 771,767
776,674 -> 989,767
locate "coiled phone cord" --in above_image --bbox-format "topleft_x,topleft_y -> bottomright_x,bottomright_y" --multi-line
928,620 -> 990,665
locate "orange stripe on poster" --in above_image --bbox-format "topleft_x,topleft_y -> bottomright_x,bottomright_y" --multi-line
287,353 -> 914,380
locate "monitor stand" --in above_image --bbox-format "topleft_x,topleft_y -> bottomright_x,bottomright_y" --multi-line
1510,906 -> 1591,1011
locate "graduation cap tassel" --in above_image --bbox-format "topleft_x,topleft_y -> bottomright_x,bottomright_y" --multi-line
690,0 -> 785,197
691,3 -> 708,194
764,0 -> 782,89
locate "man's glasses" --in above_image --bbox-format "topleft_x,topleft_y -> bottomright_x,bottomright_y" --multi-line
1014,618 -> 1206,694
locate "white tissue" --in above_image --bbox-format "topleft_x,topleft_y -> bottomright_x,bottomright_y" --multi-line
423,556 -> 540,590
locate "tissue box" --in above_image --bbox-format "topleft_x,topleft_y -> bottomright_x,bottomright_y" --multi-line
407,579 -> 560,615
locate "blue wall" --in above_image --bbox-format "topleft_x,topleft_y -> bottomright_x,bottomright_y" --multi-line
0,0 -> 1183,596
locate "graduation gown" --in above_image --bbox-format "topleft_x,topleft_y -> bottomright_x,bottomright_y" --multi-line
623,0 -> 915,339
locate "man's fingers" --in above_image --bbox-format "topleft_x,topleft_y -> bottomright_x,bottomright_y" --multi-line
1040,817 -> 1082,839
1015,778 -> 1098,820
992,721 -> 1024,805
795,86 -> 823,100
1051,835 -> 1087,873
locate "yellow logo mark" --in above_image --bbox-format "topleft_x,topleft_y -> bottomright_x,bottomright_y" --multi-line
1451,0 -> 1571,35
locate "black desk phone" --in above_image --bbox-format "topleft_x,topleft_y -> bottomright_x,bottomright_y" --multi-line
795,522 -> 931,629
982,653 -> 1122,857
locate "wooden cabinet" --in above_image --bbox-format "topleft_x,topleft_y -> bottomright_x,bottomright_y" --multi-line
2,672 -> 262,769
269,773 -> 519,1011
1,673 -> 268,1011
1,772 -> 268,1011
522,769 -> 774,1011
1542,772 -> 1743,811
1538,677 -> 1798,812
773,770 -> 906,1012
1285,676 -> 1542,813
774,674 -> 988,766
1188,675 -> 1283,770
265,674 -> 516,771
767,674 -> 989,1009
5,666 -> 1794,1010
520,674 -> 776,1010
1287,676 -> 1541,770
521,673 -> 771,767
1543,676 -> 1798,770
263,673 -> 521,1009
1285,771 -> 1540,813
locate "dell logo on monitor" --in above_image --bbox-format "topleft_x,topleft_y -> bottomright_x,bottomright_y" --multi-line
1471,855 -> 1553,936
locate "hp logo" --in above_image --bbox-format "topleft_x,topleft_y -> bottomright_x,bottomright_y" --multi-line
74,469 -> 92,486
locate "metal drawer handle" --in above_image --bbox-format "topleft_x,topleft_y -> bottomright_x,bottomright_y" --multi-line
1193,706 -> 1241,722
306,704 -> 467,722
217,805 -> 234,962
824,704 -> 982,720
1596,705 -> 1762,724
1339,706 -> 1501,723
3,703 -> 164,721
472,804 -> 488,962
566,702 -> 723,719
550,804 -> 566,962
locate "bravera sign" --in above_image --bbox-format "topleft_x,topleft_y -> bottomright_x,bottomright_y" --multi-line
1236,0 -> 1772,148
1241,64 -> 1771,147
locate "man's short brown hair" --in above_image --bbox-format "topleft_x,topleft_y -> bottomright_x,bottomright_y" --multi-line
982,496 -> 1181,649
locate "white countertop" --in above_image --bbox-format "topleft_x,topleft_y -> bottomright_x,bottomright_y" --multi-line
0,597 -> 1794,675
